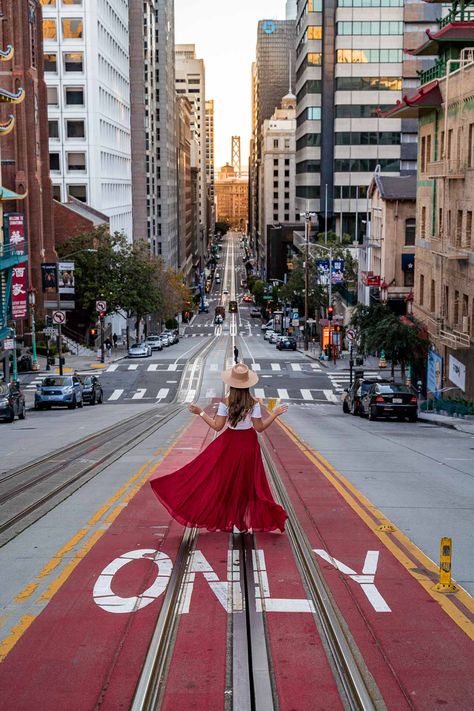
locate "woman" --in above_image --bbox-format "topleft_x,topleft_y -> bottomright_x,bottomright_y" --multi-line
150,363 -> 288,533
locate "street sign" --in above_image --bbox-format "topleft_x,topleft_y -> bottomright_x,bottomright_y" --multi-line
53,310 -> 66,325
2,338 -> 14,350
263,296 -> 272,300
292,311 -> 299,320
96,300 -> 107,312
346,328 -> 356,341
43,327 -> 58,337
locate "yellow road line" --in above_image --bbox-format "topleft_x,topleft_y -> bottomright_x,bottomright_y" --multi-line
0,416 -> 194,663
276,419 -> 474,640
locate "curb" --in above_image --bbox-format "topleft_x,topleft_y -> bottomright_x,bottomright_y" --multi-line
418,414 -> 474,434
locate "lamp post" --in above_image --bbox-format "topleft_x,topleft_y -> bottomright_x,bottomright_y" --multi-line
28,288 -> 40,371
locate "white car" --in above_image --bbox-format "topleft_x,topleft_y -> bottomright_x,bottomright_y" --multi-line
160,334 -> 171,347
223,288 -> 229,295
263,329 -> 275,341
144,336 -> 163,351
128,343 -> 151,358
269,332 -> 280,344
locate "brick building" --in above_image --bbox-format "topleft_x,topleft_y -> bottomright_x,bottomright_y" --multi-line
215,164 -> 248,229
0,0 -> 55,313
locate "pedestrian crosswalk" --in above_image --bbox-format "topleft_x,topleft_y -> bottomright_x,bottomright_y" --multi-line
328,371 -> 380,393
107,387 -> 171,402
105,363 -> 184,373
103,361 -> 322,374
104,385 -> 338,404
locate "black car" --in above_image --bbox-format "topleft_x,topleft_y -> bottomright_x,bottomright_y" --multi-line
277,337 -> 297,351
359,382 -> 418,421
342,377 -> 390,416
250,308 -> 261,318
0,382 -> 26,422
81,375 -> 104,405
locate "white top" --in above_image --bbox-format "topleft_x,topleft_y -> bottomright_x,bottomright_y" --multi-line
216,402 -> 262,430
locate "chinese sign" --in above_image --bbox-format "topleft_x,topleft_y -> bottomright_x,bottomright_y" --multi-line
7,213 -> 25,255
5,214 -> 28,320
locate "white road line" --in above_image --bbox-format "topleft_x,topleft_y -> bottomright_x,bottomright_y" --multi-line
132,389 -> 146,400
277,389 -> 289,399
301,389 -> 313,401
128,364 -> 139,370
254,388 -> 265,399
271,363 -> 281,371
147,364 -> 159,372
168,364 -> 178,371
291,363 -> 302,371
157,388 -> 170,400
108,389 -> 123,401
252,363 -> 261,370
106,364 -> 119,373
323,390 -> 338,403
310,363 -> 322,370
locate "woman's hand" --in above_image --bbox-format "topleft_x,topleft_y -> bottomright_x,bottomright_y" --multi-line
188,404 -> 202,416
273,404 -> 288,417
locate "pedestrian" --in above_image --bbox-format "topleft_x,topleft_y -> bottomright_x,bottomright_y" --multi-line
150,363 -> 288,533
112,333 -> 118,349
105,338 -> 112,359
234,345 -> 239,364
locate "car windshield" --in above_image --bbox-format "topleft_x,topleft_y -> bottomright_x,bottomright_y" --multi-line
42,377 -> 72,387
147,337 -> 160,341
82,376 -> 93,385
0,383 -> 9,395
130,344 -> 142,348
376,384 -> 413,394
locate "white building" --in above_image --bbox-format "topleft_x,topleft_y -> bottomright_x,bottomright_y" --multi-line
286,0 -> 297,20
259,93 -> 297,250
42,0 -> 133,240
175,45 -> 207,261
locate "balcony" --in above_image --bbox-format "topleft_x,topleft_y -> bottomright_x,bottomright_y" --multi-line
439,327 -> 471,349
426,159 -> 465,179
419,60 -> 447,86
438,8 -> 474,30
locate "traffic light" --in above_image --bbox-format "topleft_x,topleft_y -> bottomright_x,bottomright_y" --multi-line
98,311 -> 105,319
90,328 -> 97,337
327,306 -> 334,321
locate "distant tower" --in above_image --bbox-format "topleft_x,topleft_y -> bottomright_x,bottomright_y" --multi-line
285,0 -> 297,20
231,136 -> 241,178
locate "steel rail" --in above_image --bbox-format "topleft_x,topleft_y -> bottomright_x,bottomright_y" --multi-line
260,442 -> 379,711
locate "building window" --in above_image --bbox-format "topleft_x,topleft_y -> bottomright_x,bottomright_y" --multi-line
273,203 -> 278,211
273,192 -> 278,199
284,214 -> 289,221
466,211 -> 472,248
273,158 -> 278,166
66,119 -> 85,138
430,279 -> 435,312
454,290 -> 460,325
273,181 -> 278,188
405,218 -> 416,246
468,123 -> 474,167
62,18 -> 83,39
334,132 -> 401,146
48,120 -> 59,138
336,48 -> 403,63
64,52 -> 83,72
284,139 -> 290,149
334,158 -> 400,172
443,284 -> 449,319
335,76 -> 402,91
43,19 -> 57,40
41,1 -> 57,5
284,181 -> 289,188
273,139 -> 279,149
273,214 -> 278,221
273,170 -> 278,177
307,26 -> 322,39
52,184 -> 61,201
67,152 -> 86,171
447,129 -> 453,160
419,274 -> 424,307
420,136 -> 426,173
456,210 -> 463,247
337,21 -> 403,35
284,159 -> 290,166
44,53 -> 57,72
65,87 -> 84,105
49,152 -> 60,171
420,206 -> 427,238
335,104 -> 394,118
68,184 -> 87,202
62,0 -> 83,5
404,270 -> 414,288
47,86 -> 58,106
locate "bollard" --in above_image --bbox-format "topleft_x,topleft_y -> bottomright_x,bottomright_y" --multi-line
433,537 -> 458,593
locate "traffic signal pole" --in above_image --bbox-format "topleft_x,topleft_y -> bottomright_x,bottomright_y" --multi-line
304,214 -> 310,351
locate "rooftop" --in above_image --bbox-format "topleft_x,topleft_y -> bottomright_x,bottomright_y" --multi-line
368,174 -> 417,201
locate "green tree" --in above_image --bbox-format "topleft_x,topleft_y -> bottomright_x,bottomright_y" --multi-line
215,220 -> 231,236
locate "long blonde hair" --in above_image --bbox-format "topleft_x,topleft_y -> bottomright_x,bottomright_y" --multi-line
227,387 -> 256,427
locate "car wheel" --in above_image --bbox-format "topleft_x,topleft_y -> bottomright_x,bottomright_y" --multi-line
91,394 -> 96,406
68,397 -> 77,410
409,413 -> 417,422
19,404 -> 26,420
368,406 -> 377,421
6,408 -> 14,423
78,398 -> 83,408
342,400 -> 350,414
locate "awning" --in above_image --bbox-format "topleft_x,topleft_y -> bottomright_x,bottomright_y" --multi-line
405,22 -> 474,57
377,80 -> 442,119
402,253 -> 415,271
0,186 -> 27,201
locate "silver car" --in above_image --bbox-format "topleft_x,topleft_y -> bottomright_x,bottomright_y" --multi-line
144,336 -> 163,351
35,375 -> 84,410
128,342 -> 151,358
263,329 -> 275,341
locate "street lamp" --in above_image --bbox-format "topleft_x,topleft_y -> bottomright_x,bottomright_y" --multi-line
28,288 -> 40,371
300,212 -> 318,351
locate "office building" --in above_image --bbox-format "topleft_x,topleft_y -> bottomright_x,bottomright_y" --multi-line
215,164 -> 248,229
286,0 -> 297,21
176,44 -> 207,260
205,99 -> 216,238
41,0 -> 132,240
177,96 -> 193,281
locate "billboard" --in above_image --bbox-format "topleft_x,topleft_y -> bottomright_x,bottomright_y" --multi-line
58,261 -> 75,295
427,349 -> 443,399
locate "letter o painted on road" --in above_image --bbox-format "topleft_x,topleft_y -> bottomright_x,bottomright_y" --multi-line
93,549 -> 172,614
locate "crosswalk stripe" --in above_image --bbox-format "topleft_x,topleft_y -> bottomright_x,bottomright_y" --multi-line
277,388 -> 289,399
254,388 -> 265,399
157,388 -> 170,400
301,389 -> 313,401
108,389 -> 123,401
291,363 -> 302,371
252,363 -> 261,371
310,363 -> 321,370
323,390 -> 338,403
147,364 -> 159,372
106,364 -> 119,372
271,363 -> 281,371
168,364 -> 178,371
132,389 -> 146,400
128,364 -> 139,370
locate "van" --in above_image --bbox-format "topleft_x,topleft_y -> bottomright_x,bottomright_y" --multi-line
261,319 -> 274,331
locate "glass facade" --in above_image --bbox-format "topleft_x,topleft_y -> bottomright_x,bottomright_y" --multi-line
337,21 -> 403,35
335,131 -> 401,145
334,158 -> 400,172
336,48 -> 403,63
335,104 -> 395,118
338,0 -> 403,5
335,76 -> 402,91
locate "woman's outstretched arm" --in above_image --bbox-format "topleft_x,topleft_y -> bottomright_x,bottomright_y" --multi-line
252,404 -> 288,433
188,403 -> 227,432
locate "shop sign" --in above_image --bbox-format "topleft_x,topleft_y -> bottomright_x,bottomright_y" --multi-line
448,355 -> 466,392
427,349 -> 443,398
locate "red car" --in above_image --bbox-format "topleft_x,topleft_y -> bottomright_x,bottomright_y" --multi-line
242,294 -> 253,303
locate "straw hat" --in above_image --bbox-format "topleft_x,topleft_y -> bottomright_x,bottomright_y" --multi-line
221,363 -> 259,388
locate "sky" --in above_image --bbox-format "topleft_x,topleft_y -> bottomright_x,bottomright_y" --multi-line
175,0 -> 287,171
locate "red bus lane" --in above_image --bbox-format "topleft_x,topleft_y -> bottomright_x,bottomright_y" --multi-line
262,422 -> 474,709
0,417 -> 214,711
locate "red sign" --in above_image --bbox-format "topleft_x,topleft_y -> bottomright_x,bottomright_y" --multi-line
362,272 -> 381,287
6,214 -> 28,319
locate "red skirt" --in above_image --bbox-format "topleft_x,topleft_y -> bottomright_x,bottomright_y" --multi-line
150,427 -> 287,533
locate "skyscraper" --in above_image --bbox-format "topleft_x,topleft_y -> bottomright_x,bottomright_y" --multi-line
205,99 -> 216,239
176,45 -> 207,264
286,0 -> 297,20
42,0 -> 133,240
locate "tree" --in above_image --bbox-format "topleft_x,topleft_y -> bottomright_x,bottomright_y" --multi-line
215,220 -> 231,236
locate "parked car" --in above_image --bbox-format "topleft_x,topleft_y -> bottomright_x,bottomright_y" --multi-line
128,342 -> 152,358
162,330 -> 179,345
81,375 -> 104,405
359,382 -> 418,421
269,332 -> 280,344
0,381 -> 26,422
35,375 -> 83,410
144,336 -> 163,351
263,329 -> 275,341
199,304 -> 209,313
277,337 -> 297,351
160,334 -> 171,347
342,377 -> 388,415
250,308 -> 261,318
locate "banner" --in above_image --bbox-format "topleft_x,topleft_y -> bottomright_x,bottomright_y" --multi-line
5,213 -> 28,320
41,263 -> 58,292
448,355 -> 466,392
316,259 -> 345,285
58,261 -> 75,295
427,349 -> 443,399
332,259 -> 345,284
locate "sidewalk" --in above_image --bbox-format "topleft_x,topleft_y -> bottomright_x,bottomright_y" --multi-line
21,345 -> 128,376
418,411 -> 474,435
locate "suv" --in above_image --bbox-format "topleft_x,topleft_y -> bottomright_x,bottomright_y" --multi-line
250,307 -> 261,318
35,375 -> 84,410
277,337 -> 297,351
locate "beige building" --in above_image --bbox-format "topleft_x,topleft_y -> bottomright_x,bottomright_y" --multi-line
215,164 -> 248,229
364,174 -> 417,313
176,96 -> 193,282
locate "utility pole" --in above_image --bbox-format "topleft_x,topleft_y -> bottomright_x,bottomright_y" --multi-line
304,213 -> 310,351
